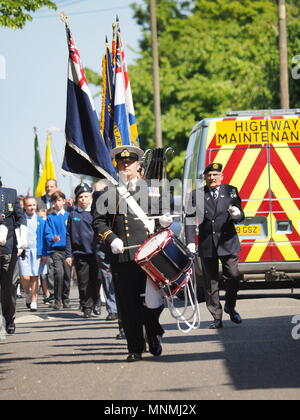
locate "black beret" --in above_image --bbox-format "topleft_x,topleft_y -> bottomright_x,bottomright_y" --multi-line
204,163 -> 223,174
74,183 -> 92,198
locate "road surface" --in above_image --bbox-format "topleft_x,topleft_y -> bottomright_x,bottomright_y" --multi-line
0,287 -> 300,400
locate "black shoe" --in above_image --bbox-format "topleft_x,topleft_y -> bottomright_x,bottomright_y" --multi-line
83,309 -> 92,319
63,301 -> 71,309
116,329 -> 126,340
6,321 -> 16,335
106,312 -> 118,321
224,306 -> 242,324
208,320 -> 223,329
147,335 -> 163,356
93,305 -> 101,316
126,353 -> 142,363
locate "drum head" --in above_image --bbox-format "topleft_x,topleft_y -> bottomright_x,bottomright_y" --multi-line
136,230 -> 170,261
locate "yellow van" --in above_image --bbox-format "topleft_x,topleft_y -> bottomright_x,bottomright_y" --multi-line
183,109 -> 300,281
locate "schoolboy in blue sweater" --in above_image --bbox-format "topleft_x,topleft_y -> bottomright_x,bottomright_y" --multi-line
44,191 -> 71,310
66,183 -> 99,318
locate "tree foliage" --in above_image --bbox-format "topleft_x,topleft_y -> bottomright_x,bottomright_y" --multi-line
0,0 -> 57,29
87,0 -> 300,178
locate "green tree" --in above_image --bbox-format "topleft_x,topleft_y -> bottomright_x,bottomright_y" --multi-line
87,0 -> 300,178
131,0 -> 300,178
0,0 -> 57,29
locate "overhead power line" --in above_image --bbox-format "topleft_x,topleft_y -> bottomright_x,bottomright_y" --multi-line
35,5 -> 131,19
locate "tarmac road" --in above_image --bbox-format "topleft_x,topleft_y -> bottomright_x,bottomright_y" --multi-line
0,287 -> 300,401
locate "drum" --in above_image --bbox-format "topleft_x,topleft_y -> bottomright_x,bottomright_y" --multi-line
135,229 -> 193,296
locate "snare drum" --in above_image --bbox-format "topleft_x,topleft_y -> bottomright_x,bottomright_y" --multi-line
135,229 -> 193,296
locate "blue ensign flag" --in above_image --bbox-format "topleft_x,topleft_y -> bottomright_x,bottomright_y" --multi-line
62,25 -> 117,182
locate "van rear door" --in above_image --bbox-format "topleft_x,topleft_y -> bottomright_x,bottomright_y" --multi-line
268,116 -> 300,262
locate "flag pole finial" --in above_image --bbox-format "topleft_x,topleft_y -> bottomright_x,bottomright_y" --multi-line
60,11 -> 69,26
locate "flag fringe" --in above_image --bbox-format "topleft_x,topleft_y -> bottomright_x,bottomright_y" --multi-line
64,139 -> 118,186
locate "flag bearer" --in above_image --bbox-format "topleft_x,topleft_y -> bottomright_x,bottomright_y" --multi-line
92,146 -> 171,362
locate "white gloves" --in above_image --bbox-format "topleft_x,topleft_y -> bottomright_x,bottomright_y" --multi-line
187,243 -> 196,254
110,238 -> 124,254
228,205 -> 241,221
0,225 -> 8,247
159,213 -> 173,228
15,225 -> 28,250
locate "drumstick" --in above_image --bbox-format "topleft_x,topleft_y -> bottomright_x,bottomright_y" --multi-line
134,214 -> 180,221
123,245 -> 141,251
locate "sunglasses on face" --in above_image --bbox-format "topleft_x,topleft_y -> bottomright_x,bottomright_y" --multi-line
117,158 -> 137,165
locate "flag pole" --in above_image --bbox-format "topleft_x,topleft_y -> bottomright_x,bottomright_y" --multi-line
60,11 -> 69,26
150,0 -> 163,148
278,0 -> 290,109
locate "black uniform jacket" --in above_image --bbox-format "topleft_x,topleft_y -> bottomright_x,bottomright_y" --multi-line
92,180 -> 163,265
0,187 -> 27,255
185,184 -> 245,258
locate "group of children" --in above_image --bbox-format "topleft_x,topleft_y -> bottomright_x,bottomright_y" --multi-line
18,183 -> 103,317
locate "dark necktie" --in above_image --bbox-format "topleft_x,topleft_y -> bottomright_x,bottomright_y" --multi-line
211,188 -> 218,200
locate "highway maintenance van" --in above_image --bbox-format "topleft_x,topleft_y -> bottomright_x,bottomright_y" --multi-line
183,109 -> 300,282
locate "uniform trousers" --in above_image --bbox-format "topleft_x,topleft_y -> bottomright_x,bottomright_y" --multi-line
113,261 -> 164,354
51,251 -> 72,305
201,253 -> 241,321
0,254 -> 18,323
73,254 -> 99,310
96,245 -> 117,314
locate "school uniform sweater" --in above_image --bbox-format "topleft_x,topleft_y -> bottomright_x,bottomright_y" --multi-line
65,208 -> 96,258
44,211 -> 69,255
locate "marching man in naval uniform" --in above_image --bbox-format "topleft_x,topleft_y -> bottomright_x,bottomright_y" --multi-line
185,163 -> 245,329
0,178 -> 27,334
92,146 -> 172,362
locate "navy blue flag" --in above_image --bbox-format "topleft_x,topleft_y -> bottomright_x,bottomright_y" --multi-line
62,25 -> 117,182
100,38 -> 115,149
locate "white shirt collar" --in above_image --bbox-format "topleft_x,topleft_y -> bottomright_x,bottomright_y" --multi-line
76,205 -> 91,213
54,209 -> 66,216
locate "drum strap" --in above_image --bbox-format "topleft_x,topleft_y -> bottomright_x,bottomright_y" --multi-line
116,184 -> 155,234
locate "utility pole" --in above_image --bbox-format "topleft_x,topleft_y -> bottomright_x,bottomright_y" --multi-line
150,0 -> 163,148
278,0 -> 290,109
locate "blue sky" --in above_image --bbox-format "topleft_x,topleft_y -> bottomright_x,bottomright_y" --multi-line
0,0 -> 144,197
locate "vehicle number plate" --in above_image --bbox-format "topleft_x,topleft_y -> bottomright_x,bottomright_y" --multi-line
236,225 -> 261,235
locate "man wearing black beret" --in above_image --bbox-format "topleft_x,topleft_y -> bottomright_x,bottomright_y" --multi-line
185,163 -> 245,329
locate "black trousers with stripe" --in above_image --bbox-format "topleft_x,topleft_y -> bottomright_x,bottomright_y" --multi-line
0,253 -> 18,324
201,253 -> 241,321
113,261 -> 164,354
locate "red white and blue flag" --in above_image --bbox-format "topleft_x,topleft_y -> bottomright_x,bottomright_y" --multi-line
113,22 -> 139,149
62,24 -> 117,181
